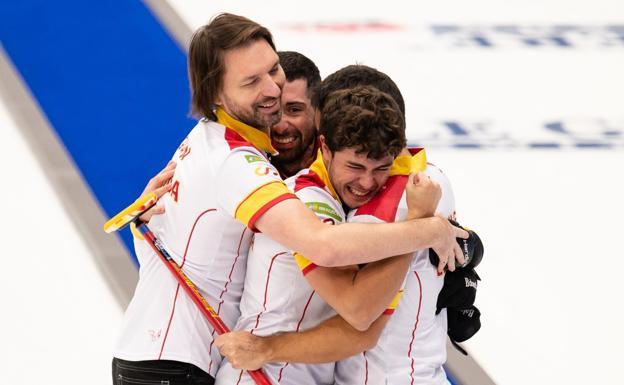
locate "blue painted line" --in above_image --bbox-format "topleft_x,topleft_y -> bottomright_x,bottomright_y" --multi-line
445,367 -> 460,385
454,143 -> 483,148
0,0 -> 194,263
575,142 -> 612,148
529,142 -> 561,148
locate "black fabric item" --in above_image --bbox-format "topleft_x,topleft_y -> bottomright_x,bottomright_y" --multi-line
436,269 -> 480,314
447,305 -> 481,343
112,357 -> 215,385
429,221 -> 485,349
466,229 -> 484,270
429,221 -> 484,270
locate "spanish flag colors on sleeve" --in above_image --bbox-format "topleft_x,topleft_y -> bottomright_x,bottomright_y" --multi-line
383,289 -> 404,315
214,108 -> 296,231
294,252 -> 318,275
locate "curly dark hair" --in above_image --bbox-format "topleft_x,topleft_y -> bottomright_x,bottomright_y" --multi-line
320,86 -> 406,160
312,64 -> 406,119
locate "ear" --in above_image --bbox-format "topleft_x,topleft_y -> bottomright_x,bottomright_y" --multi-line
214,93 -> 223,107
320,135 -> 333,165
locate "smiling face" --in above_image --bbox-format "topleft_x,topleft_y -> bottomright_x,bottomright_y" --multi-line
321,141 -> 394,209
270,78 -> 317,168
216,39 -> 286,131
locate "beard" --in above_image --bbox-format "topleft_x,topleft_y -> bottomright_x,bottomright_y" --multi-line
223,95 -> 282,130
272,130 -> 316,163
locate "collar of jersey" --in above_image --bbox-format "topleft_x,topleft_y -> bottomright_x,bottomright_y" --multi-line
309,150 -> 341,203
215,107 -> 278,155
389,148 -> 427,176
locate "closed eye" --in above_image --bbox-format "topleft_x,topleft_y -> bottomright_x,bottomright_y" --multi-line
244,77 -> 259,87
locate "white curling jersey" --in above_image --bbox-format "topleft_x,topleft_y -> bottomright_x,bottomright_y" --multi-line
335,149 -> 456,385
114,108 -> 296,377
216,152 -> 342,385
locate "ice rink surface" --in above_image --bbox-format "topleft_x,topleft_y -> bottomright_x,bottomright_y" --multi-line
1,0 -> 623,384
0,95 -> 123,382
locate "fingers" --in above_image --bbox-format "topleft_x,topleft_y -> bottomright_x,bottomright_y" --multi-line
156,160 -> 177,176
406,173 -> 440,219
408,172 -> 421,186
434,216 -> 468,274
437,253 -> 448,274
153,182 -> 173,199
455,241 -> 466,267
214,333 -> 225,350
213,332 -> 263,370
448,241 -> 465,272
142,162 -> 177,196
151,201 -> 166,215
150,169 -> 176,193
436,245 -> 464,274
454,226 -> 469,239
214,333 -> 233,358
139,200 -> 165,223
447,248 -> 456,272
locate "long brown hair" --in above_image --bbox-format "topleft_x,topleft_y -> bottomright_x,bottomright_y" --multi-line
188,13 -> 276,121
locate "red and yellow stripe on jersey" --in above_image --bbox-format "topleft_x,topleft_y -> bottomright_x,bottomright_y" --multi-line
216,107 -> 296,231
294,150 -> 340,202
216,107 -> 278,156
292,151 -> 342,274
294,251 -> 318,275
383,289 -> 404,315
235,181 -> 295,230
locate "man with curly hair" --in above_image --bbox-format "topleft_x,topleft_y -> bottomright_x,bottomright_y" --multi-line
216,65 -> 463,385
214,84 -> 443,384
114,13 -> 466,385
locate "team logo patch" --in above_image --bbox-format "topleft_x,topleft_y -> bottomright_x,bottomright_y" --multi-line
306,201 -> 342,221
254,166 -> 279,176
177,137 -> 191,160
245,154 -> 264,163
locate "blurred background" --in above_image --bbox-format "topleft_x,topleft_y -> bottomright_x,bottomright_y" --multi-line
1,0 -> 623,384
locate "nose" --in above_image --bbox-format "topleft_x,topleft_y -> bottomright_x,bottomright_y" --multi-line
263,78 -> 281,99
357,172 -> 377,190
272,118 -> 288,133
263,70 -> 284,99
